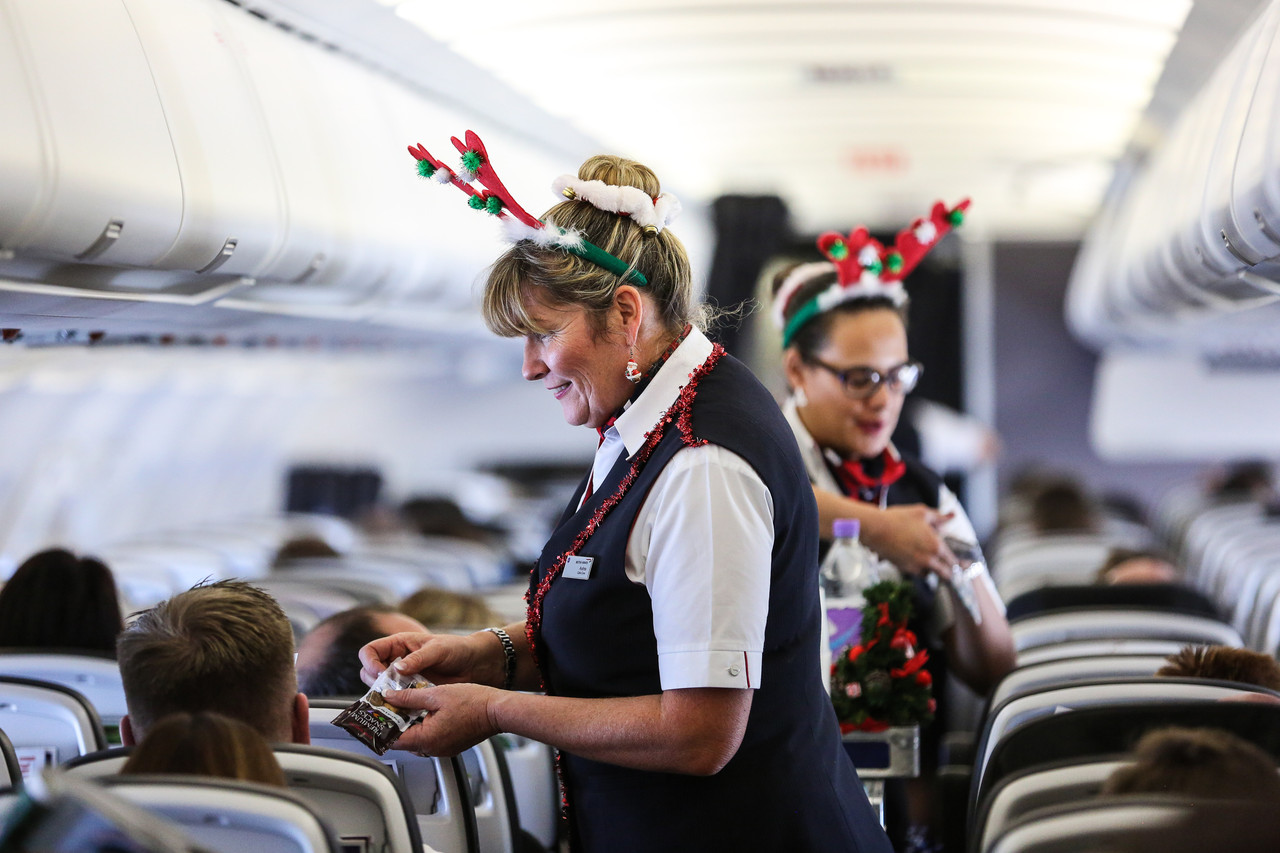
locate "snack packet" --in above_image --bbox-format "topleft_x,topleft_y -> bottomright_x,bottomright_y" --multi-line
332,657 -> 432,755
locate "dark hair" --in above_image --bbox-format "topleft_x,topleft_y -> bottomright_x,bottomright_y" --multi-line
1102,727 -> 1280,801
117,580 -> 297,740
1027,477 -> 1099,534
484,155 -> 699,339
272,536 -> 340,568
0,548 -> 123,654
1157,645 -> 1280,691
296,605 -> 398,698
399,587 -> 502,632
770,262 -> 906,359
121,711 -> 286,787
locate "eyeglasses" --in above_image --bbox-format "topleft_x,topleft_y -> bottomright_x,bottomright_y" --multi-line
805,357 -> 922,399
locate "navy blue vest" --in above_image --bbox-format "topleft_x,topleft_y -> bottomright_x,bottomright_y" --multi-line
532,350 -> 892,853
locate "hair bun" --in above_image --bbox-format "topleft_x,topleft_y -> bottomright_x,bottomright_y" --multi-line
578,154 -> 661,198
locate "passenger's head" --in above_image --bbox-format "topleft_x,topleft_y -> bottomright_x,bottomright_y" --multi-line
1102,727 -> 1280,802
1027,476 -> 1099,534
399,588 -> 502,633
0,548 -> 123,654
272,536 -> 340,568
117,580 -> 307,745
400,496 -> 494,545
1156,645 -> 1280,692
120,711 -> 286,787
1097,547 -> 1180,585
483,155 -> 698,429
775,263 -> 913,460
296,606 -> 428,698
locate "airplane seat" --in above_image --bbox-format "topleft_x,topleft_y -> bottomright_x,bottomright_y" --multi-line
100,774 -> 343,853
0,652 -> 127,741
1009,608 -> 1242,653
306,699 -> 479,853
972,698 -> 1280,821
1004,584 -> 1219,622
0,727 -> 20,789
461,737 -> 523,853
68,743 -> 429,853
270,556 -> 426,604
983,795 -> 1197,853
973,757 -> 1128,853
973,677 -> 1275,799
0,676 -> 107,783
984,655 -> 1175,715
1015,639 -> 1187,669
499,734 -> 559,852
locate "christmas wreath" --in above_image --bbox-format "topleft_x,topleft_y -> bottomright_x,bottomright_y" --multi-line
831,579 -> 936,733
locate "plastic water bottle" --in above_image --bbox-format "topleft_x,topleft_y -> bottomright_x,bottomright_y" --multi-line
820,518 -> 876,599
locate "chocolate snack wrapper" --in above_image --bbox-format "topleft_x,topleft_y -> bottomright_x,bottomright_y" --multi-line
333,657 -> 432,755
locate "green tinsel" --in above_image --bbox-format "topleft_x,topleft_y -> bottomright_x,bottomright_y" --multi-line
948,209 -> 965,226
485,196 -> 504,216
886,252 -> 903,273
828,241 -> 849,261
416,160 -> 436,179
468,195 -> 485,211
461,149 -> 485,174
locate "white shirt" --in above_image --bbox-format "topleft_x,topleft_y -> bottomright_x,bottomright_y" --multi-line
579,328 -> 773,691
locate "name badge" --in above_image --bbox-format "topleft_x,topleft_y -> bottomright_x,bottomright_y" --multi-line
564,556 -> 594,580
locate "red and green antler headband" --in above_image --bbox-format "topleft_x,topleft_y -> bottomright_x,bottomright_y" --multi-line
776,199 -> 970,348
408,130 -> 650,286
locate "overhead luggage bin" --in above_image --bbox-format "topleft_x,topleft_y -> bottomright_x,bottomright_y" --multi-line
0,0 -> 182,267
120,0 -> 285,277
1234,3 -> 1280,262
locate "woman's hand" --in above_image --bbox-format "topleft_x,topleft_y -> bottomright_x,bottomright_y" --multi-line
359,631 -> 500,688
381,683 -> 501,757
862,503 -> 957,579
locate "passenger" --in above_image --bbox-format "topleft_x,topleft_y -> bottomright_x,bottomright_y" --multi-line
1101,727 -> 1280,802
0,547 -> 123,655
400,495 -> 503,546
1026,475 -> 1101,535
1096,547 -> 1181,585
361,146 -> 892,852
399,587 -> 503,632
271,535 -> 340,568
296,606 -> 428,698
116,580 -> 309,745
1156,645 -> 1280,692
120,711 -> 286,787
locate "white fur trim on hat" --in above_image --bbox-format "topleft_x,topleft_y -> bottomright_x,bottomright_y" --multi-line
551,175 -> 682,233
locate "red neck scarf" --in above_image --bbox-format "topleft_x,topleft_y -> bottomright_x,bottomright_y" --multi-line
835,449 -> 907,503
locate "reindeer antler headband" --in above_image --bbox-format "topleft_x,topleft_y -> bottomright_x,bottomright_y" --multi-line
409,131 -> 681,287
775,199 -> 970,348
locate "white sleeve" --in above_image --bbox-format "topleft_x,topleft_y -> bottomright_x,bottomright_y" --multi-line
627,444 -> 774,690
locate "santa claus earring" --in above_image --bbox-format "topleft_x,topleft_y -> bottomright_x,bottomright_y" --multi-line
625,344 -> 642,383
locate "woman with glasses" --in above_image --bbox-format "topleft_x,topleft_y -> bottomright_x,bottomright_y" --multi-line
772,210 -> 1015,849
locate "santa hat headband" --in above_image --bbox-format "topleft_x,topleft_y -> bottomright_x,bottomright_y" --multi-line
776,198 -> 970,348
409,131 -> 681,287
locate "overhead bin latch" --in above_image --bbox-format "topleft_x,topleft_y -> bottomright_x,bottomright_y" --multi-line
197,237 -> 238,274
76,219 -> 124,261
293,252 -> 327,284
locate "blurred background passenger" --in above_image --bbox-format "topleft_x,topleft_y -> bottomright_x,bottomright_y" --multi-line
1096,547 -> 1181,586
296,605 -> 428,698
271,535 -> 341,568
1027,476 -> 1101,535
398,587 -> 504,633
1156,645 -> 1280,693
120,711 -> 286,787
400,495 -> 505,546
0,547 -> 123,654
1102,727 -> 1280,803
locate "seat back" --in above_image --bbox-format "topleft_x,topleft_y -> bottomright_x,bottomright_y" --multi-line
307,699 -> 478,853
65,744 -> 427,853
102,775 -> 341,853
986,795 -> 1193,853
987,655 -> 1171,712
975,677 -> 1270,792
974,699 -> 1280,815
460,738 -> 521,853
500,734 -> 558,850
1014,638 -> 1185,668
1004,584 -> 1219,621
976,758 -> 1126,852
0,727 -> 20,788
1010,608 -> 1241,652
0,652 -> 127,737
0,676 -> 106,781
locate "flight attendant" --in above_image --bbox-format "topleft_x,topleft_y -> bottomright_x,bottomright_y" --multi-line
360,133 -> 893,852
773,205 -> 1016,847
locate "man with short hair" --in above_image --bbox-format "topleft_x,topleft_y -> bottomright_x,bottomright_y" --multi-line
296,605 -> 427,698
116,579 -> 309,745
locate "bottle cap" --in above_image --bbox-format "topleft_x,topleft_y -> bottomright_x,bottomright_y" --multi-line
832,518 -> 860,540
